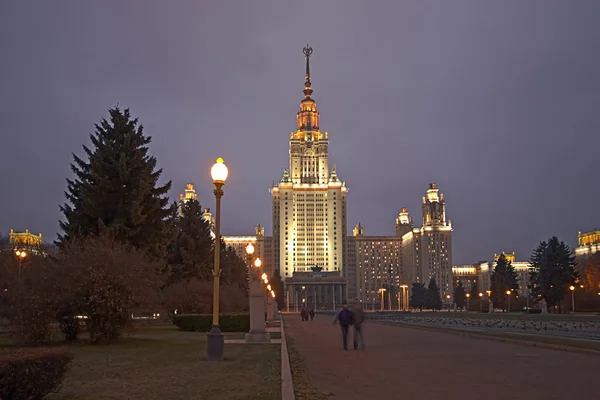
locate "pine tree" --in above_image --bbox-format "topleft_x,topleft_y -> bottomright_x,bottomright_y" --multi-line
270,269 -> 285,310
529,237 -> 578,312
453,281 -> 466,310
168,199 -> 214,282
58,107 -> 175,260
490,254 -> 519,311
220,244 -> 249,293
469,282 -> 480,300
425,278 -> 443,311
409,282 -> 426,311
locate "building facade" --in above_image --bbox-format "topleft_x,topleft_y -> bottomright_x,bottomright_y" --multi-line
402,183 -> 454,300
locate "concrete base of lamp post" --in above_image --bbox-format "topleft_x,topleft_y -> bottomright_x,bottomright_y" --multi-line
245,280 -> 270,343
206,325 -> 224,361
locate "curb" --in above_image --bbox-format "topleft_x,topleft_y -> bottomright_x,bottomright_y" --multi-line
379,321 -> 600,356
280,314 -> 295,400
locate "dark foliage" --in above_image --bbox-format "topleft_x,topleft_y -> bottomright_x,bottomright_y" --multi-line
490,254 -> 519,311
174,313 -> 250,332
270,269 -> 285,310
453,281 -> 466,309
0,348 -> 73,400
529,237 -> 579,312
58,106 -> 176,260
56,235 -> 163,343
168,199 -> 214,282
163,278 -> 248,314
409,282 -> 426,310
425,278 -> 443,311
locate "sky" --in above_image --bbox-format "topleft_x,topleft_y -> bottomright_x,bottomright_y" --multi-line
1,0 -> 599,264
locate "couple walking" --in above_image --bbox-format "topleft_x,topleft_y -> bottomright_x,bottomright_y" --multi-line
333,299 -> 365,350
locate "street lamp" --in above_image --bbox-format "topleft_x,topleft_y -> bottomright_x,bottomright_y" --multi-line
569,285 -> 576,312
466,293 -> 470,311
261,272 -> 267,281
400,284 -> 408,311
254,258 -> 261,268
479,292 -> 483,311
379,288 -> 386,311
14,250 -> 27,324
506,290 -> 511,312
206,157 -> 228,361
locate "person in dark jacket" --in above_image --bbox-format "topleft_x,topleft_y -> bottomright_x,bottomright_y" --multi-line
352,299 -> 365,350
309,309 -> 315,321
333,301 -> 354,350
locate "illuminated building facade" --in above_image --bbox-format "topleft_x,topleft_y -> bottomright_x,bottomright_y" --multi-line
452,252 -> 532,298
178,183 -> 199,216
270,46 -> 348,281
575,230 -> 600,266
9,229 -> 43,254
402,183 -> 454,300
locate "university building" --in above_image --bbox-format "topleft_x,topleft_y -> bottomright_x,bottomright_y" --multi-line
181,47 -> 454,310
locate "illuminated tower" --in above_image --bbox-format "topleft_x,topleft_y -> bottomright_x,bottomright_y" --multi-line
402,183 -> 453,300
271,46 -> 348,279
395,207 -> 413,237
178,183 -> 199,216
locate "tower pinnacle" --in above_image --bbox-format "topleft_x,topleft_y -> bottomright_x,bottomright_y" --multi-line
303,45 -> 313,98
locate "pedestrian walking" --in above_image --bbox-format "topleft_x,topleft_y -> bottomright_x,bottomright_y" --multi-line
309,309 -> 315,321
352,299 -> 365,350
333,300 -> 354,350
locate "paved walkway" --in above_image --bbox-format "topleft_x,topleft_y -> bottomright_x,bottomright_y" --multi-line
285,315 -> 599,400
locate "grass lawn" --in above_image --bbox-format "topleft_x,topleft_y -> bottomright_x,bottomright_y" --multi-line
9,325 -> 281,400
285,336 -> 329,400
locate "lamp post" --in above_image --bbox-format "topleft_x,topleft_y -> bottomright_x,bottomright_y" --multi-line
569,285 -> 576,312
506,290 -> 511,312
14,250 -> 26,324
400,284 -> 408,311
446,294 -> 451,312
466,293 -> 470,311
245,241 -> 270,343
206,158 -> 228,361
479,292 -> 483,311
379,288 -> 386,311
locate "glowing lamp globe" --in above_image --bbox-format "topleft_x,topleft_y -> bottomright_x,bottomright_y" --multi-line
245,243 -> 255,255
261,273 -> 267,280
271,291 -> 275,298
254,258 -> 262,268
267,284 -> 272,291
211,158 -> 228,184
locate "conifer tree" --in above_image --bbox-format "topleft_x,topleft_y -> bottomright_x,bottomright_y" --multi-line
490,254 -> 519,311
453,281 -> 466,310
425,278 -> 443,311
529,237 -> 578,312
168,199 -> 214,282
270,269 -> 285,310
409,282 -> 426,311
59,107 -> 175,260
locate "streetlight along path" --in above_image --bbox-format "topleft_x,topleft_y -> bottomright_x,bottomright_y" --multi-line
284,314 -> 599,399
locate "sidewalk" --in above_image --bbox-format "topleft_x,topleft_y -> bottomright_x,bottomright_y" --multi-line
284,314 -> 599,399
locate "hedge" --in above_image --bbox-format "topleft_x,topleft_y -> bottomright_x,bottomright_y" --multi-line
0,348 -> 73,400
174,314 -> 250,332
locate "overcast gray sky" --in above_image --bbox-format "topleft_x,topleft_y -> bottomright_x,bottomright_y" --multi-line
1,0 -> 599,264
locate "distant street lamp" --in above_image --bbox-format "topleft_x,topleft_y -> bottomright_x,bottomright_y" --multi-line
400,284 -> 408,311
379,288 -> 386,311
506,290 -> 511,312
479,292 -> 483,311
466,293 -> 470,311
14,250 -> 27,323
569,285 -> 576,312
206,157 -> 228,361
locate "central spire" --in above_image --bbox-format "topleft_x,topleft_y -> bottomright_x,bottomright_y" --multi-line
295,45 -> 321,139
303,45 -> 313,99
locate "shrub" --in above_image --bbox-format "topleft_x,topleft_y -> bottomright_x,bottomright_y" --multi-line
56,235 -> 163,343
163,278 -> 248,314
0,348 -> 73,400
174,313 -> 250,332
